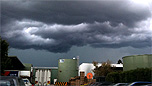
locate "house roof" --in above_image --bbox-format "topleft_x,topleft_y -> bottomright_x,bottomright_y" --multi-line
6,56 -> 25,70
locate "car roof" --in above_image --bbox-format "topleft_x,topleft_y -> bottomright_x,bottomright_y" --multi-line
133,81 -> 152,83
0,76 -> 26,86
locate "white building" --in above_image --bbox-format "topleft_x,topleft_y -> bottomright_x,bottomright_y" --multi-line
79,63 -> 123,76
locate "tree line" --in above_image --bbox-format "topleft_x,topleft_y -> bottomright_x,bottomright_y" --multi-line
0,37 -> 11,74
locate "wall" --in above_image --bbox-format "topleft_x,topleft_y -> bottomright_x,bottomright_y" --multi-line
51,69 -> 58,84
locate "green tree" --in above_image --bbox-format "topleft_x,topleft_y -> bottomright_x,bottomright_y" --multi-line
106,68 -> 152,83
0,37 -> 11,74
93,60 -> 114,77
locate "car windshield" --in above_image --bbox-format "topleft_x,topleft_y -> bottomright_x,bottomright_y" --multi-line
0,80 -> 11,86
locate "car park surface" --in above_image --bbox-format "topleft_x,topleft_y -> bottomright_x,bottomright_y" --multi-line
86,82 -> 113,86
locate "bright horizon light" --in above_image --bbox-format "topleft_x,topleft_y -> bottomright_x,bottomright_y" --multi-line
150,18 -> 152,31
131,0 -> 152,6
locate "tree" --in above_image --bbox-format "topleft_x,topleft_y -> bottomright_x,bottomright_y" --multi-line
93,60 -> 114,77
0,37 -> 11,74
117,59 -> 123,64
93,61 -> 98,68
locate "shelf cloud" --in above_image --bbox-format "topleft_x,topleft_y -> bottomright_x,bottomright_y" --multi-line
1,0 -> 152,53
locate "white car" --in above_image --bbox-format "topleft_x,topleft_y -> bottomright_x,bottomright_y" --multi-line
22,78 -> 32,86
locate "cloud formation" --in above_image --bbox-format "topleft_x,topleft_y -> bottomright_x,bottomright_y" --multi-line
1,0 -> 152,53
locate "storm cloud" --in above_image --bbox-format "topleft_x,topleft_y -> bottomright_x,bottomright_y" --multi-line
1,0 -> 152,53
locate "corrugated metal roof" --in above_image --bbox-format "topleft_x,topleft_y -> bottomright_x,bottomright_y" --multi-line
32,67 -> 58,69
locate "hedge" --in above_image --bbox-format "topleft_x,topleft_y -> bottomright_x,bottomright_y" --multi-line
106,68 -> 152,83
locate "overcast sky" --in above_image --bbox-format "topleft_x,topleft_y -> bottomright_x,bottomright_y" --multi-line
1,0 -> 152,67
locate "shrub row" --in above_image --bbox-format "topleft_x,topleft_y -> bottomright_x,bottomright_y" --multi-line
105,68 -> 152,83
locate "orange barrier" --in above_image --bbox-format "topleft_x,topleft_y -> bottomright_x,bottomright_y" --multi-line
55,82 -> 68,86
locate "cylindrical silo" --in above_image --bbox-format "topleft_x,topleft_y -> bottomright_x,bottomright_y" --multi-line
123,54 -> 152,71
57,58 -> 78,82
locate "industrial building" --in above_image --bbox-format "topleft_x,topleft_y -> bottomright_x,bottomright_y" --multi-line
123,54 -> 152,71
2,56 -> 33,84
31,58 -> 79,85
1,56 -> 33,75
57,58 -> 79,82
3,56 -> 128,85
2,56 -> 27,70
31,67 -> 58,85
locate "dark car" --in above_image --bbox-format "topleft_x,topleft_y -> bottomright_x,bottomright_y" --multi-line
128,81 -> 152,86
0,79 -> 16,86
0,76 -> 25,86
144,83 -> 152,86
113,83 -> 128,86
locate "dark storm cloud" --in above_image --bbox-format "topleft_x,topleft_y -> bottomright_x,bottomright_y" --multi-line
1,0 -> 152,53
2,0 -> 151,25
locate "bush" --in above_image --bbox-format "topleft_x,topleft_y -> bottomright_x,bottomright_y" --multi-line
106,68 -> 152,83
105,72 -> 120,83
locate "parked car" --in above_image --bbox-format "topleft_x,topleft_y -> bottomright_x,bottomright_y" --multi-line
113,83 -> 128,86
128,81 -> 152,86
22,78 -> 32,86
0,76 -> 25,86
144,83 -> 152,86
0,79 -> 16,86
